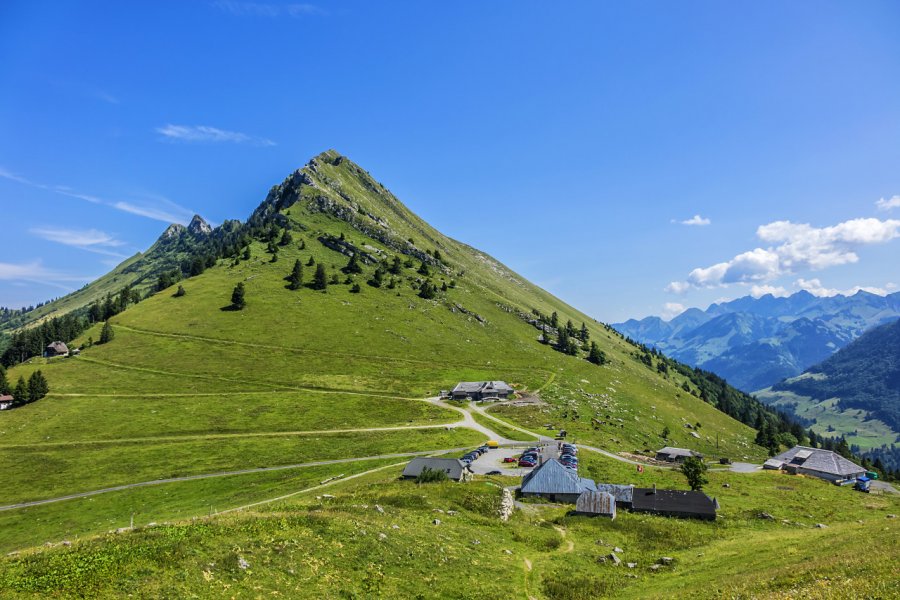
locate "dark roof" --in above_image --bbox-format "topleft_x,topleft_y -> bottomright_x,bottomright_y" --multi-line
521,459 -> 597,495
595,483 -> 634,503
770,446 -> 865,477
402,457 -> 467,480
631,488 -> 717,517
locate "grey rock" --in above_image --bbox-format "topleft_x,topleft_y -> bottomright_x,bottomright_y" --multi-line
238,557 -> 250,570
609,552 -> 621,566
650,564 -> 661,571
627,562 -> 637,568
378,533 -> 387,541
815,523 -> 828,529
758,512 -> 775,520
614,547 -> 624,553
375,504 -> 384,514
432,519 -> 441,526
659,557 -> 674,565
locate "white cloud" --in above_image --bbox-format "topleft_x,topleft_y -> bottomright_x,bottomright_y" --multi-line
795,278 -> 888,298
750,284 -> 788,298
661,302 -> 685,319
213,1 -> 324,17
876,195 -> 900,211
676,214 -> 711,226
0,166 -> 194,225
664,280 -> 691,295
156,124 -> 276,146
669,216 -> 900,291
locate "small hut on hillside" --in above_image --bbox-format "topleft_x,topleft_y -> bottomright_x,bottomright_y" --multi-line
45,341 -> 69,357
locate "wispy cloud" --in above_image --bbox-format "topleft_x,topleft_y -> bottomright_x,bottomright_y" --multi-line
0,260 -> 95,292
674,214 -> 711,226
213,1 -> 325,17
156,124 -> 276,146
29,227 -> 129,258
667,216 -> 900,292
876,195 -> 900,211
0,167 -> 194,224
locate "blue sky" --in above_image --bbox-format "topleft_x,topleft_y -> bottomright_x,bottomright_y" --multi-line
2,1 -> 900,322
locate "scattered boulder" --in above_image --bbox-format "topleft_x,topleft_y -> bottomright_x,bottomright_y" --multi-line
758,512 -> 775,520
61,540 -> 72,547
499,489 -> 515,522
432,519 -> 441,526
433,509 -> 445,514
378,533 -> 387,541
391,524 -> 400,530
815,523 -> 828,529
237,557 -> 250,570
447,510 -> 458,516
722,483 -> 730,488
614,547 -> 624,553
609,552 -> 621,566
659,557 -> 674,565
650,564 -> 661,572
690,431 -> 701,439
887,514 -> 897,519
627,562 -> 637,569
504,549 -> 513,555
375,504 -> 384,514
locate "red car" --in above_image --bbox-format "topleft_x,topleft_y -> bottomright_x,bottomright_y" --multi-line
503,457 -> 518,463
518,459 -> 537,467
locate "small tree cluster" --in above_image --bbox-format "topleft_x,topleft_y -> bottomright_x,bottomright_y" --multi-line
680,456 -> 708,491
8,370 -> 49,407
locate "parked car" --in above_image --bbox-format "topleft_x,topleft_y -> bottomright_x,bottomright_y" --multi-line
503,457 -> 518,463
486,470 -> 502,476
518,458 -> 537,467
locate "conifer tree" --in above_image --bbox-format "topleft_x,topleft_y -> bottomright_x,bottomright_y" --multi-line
441,281 -> 448,292
418,281 -> 437,299
389,256 -> 402,274
368,266 -> 384,288
307,256 -> 316,267
313,264 -> 328,290
231,283 -> 246,310
242,247 -> 252,260
99,321 -> 115,344
550,311 -> 559,329
587,342 -> 607,365
580,322 -> 590,342
174,285 -> 186,297
27,370 -> 48,402
12,376 -> 27,406
417,262 -> 430,276
0,365 -> 9,395
343,254 -> 363,274
287,259 -> 303,290
279,230 -> 293,246
299,239 -> 306,250
350,283 -> 361,293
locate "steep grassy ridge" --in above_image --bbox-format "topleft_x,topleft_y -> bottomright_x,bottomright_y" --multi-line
2,151 -> 766,558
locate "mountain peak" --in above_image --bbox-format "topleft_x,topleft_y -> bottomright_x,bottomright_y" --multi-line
160,223 -> 186,239
188,215 -> 212,236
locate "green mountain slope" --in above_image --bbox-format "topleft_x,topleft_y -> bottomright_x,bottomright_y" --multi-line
0,150 -> 896,597
758,317 -> 900,461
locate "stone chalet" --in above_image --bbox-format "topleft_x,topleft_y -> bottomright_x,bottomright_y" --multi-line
0,394 -> 14,410
45,341 -> 69,357
764,446 -> 865,483
450,381 -> 513,401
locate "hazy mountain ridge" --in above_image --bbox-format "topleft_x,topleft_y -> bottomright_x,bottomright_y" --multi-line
614,290 -> 900,391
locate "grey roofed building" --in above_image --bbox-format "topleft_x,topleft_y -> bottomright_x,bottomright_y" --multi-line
766,446 -> 866,482
575,490 -> 617,518
402,457 -> 469,481
520,459 -> 597,504
595,483 -> 634,507
655,446 -> 701,463
45,341 -> 69,357
451,381 -> 513,401
631,487 -> 718,520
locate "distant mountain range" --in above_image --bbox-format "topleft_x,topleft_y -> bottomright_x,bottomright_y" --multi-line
614,290 -> 900,392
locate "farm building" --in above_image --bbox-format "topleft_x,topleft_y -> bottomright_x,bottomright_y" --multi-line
595,483 -> 634,508
402,457 -> 470,482
450,381 -> 513,401
45,341 -> 69,357
0,395 -> 13,410
574,490 -> 617,518
631,487 -> 718,520
519,459 -> 597,504
764,446 -> 865,483
655,446 -> 702,463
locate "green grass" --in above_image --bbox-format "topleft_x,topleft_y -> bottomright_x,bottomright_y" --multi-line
1,454 -> 896,599
469,405 -> 539,441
